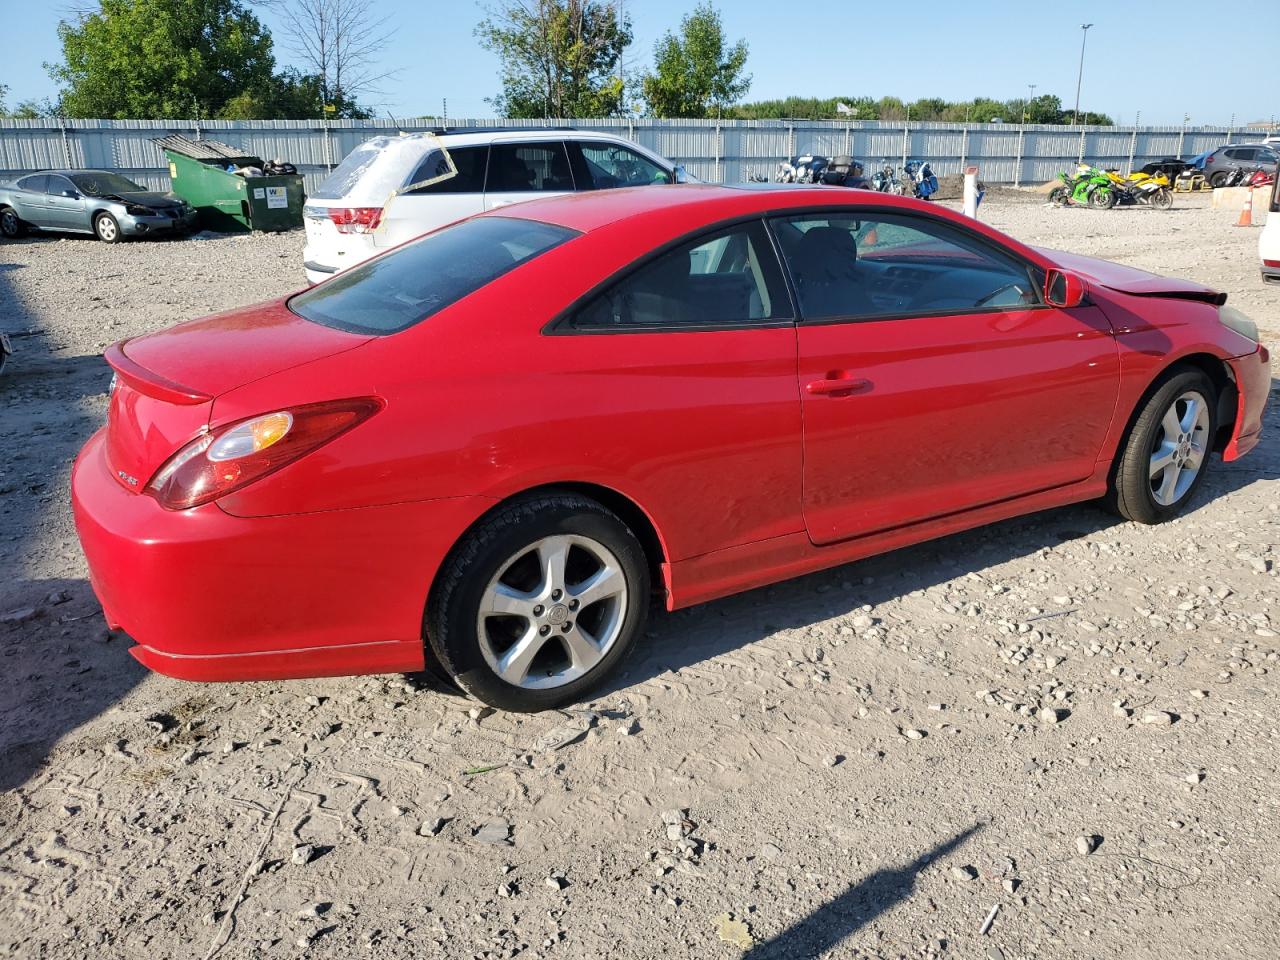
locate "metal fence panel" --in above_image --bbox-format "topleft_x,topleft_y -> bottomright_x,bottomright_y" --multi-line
0,118 -> 1257,194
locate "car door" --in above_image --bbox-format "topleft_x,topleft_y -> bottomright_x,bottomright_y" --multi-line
771,211 -> 1120,546
569,140 -> 674,189
554,219 -> 803,559
484,141 -> 574,211
43,175 -> 90,230
374,144 -> 489,250
11,174 -> 48,224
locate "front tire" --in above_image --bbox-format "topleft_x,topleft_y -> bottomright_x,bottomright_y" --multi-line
1151,187 -> 1173,210
94,212 -> 122,243
427,493 -> 651,712
1109,370 -> 1216,524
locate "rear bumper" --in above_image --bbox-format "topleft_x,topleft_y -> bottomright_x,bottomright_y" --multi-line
1223,344 -> 1271,460
1262,264 -> 1280,285
72,429 -> 493,681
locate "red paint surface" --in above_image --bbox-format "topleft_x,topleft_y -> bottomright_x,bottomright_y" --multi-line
72,185 -> 1272,682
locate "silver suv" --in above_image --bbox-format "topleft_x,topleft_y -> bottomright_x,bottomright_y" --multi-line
1201,143 -> 1280,187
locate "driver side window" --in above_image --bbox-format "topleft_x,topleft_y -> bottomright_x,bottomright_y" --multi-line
770,213 -> 1040,321
46,175 -> 76,197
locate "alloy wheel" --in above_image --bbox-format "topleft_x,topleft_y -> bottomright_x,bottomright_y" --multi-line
1149,390 -> 1210,506
476,534 -> 628,690
96,216 -> 117,241
1,210 -> 18,237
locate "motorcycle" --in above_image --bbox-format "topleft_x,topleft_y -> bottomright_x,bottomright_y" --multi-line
870,162 -> 904,194
775,154 -> 872,189
821,156 -> 872,189
775,154 -> 829,184
902,160 -> 939,200
1103,169 -> 1174,210
1049,165 -> 1117,208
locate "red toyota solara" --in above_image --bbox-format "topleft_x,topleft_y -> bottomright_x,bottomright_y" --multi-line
73,184 -> 1270,711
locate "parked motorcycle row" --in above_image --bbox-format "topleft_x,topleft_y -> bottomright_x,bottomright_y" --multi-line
771,155 -> 942,200
1049,164 -> 1175,210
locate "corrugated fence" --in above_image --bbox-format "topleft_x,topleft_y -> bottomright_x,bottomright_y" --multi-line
0,117 -> 1254,193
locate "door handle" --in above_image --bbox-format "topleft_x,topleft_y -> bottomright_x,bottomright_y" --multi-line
806,374 -> 871,397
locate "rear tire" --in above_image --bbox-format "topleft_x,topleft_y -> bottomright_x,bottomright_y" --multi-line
0,207 -> 25,238
427,493 -> 651,712
94,212 -> 122,243
1109,370 -> 1216,524
1209,171 -> 1230,188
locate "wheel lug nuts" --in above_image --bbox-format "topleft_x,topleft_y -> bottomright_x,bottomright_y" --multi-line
569,600 -> 579,610
551,589 -> 562,601
533,605 -> 544,616
539,625 -> 550,636
562,621 -> 573,632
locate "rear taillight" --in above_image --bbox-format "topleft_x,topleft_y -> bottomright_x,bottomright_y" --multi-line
146,398 -> 382,510
327,207 -> 384,234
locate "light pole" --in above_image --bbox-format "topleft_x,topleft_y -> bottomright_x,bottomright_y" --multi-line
1025,83 -> 1037,123
1073,24 -> 1093,125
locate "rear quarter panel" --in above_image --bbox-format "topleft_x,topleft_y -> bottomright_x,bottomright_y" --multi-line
215,222 -> 805,563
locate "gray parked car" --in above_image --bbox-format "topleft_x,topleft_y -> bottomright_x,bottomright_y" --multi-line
0,169 -> 196,242
1200,144 -> 1280,187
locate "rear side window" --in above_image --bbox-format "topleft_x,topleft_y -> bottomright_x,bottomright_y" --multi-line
571,221 -> 790,330
487,143 -> 573,192
290,216 -> 577,334
17,174 -> 46,192
406,146 -> 488,194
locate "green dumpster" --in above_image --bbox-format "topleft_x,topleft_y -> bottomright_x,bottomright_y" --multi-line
154,135 -> 305,232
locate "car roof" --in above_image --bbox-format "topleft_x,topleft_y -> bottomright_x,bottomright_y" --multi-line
434,128 -> 644,147
494,182 -> 983,235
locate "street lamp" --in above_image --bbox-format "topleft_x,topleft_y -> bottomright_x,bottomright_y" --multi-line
1073,24 -> 1093,125
1025,83 -> 1037,124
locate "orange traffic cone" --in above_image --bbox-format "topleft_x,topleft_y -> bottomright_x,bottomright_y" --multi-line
1237,188 -> 1254,227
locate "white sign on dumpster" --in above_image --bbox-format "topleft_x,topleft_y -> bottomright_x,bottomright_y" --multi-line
265,186 -> 288,209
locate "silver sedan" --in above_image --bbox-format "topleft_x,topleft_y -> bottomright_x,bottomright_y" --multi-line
0,169 -> 197,242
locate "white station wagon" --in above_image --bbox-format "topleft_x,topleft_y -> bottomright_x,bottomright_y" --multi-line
302,128 -> 681,284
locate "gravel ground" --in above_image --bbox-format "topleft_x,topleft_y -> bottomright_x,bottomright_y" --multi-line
1,192 -> 1278,960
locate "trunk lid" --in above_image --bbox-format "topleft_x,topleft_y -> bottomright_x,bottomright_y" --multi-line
1038,248 -> 1228,305
104,300 -> 373,490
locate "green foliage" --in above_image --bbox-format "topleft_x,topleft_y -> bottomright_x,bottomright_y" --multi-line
641,2 -> 749,118
49,0 -> 276,118
731,91 -> 1113,126
477,0 -> 632,118
218,69 -> 371,120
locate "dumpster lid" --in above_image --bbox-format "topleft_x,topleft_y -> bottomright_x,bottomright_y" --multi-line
153,134 -> 259,163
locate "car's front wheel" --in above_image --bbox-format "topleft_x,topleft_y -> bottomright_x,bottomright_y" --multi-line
1109,369 -> 1217,524
94,212 -> 122,243
427,493 -> 650,712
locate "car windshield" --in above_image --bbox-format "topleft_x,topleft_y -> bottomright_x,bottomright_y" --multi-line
69,173 -> 148,197
290,216 -> 577,334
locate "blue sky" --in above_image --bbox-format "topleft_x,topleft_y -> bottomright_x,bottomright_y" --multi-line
2,0 -> 1274,127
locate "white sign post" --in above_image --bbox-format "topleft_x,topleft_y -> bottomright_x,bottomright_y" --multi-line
963,165 -> 981,219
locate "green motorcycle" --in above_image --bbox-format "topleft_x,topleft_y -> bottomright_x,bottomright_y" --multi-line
1049,165 -> 1116,209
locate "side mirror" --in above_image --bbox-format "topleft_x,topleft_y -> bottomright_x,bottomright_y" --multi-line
1045,269 -> 1086,308
673,164 -> 693,184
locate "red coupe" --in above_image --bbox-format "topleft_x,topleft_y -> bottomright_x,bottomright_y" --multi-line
72,185 -> 1271,711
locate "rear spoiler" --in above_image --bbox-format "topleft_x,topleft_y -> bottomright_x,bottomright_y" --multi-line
105,341 -> 212,405
1106,288 -> 1228,307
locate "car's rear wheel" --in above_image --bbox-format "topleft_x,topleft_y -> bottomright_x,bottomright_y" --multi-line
94,212 -> 122,243
427,493 -> 650,712
0,207 -> 25,238
1109,369 -> 1216,524
1209,171 -> 1230,188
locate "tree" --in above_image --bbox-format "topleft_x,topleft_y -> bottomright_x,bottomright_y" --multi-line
49,0 -> 276,118
641,3 -> 748,118
256,0 -> 391,116
218,68 -> 370,120
477,0 -> 630,118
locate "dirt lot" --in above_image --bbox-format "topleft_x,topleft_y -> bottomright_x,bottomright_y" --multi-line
1,192 -> 1278,960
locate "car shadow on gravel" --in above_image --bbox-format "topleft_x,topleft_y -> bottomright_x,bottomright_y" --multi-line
0,264 -> 144,794
604,407 -> 1280,700
742,823 -> 982,958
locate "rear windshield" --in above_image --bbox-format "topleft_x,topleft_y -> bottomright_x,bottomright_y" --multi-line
310,143 -> 382,200
290,216 -> 577,334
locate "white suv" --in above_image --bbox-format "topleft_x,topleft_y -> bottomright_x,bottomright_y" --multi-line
302,128 -> 680,284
